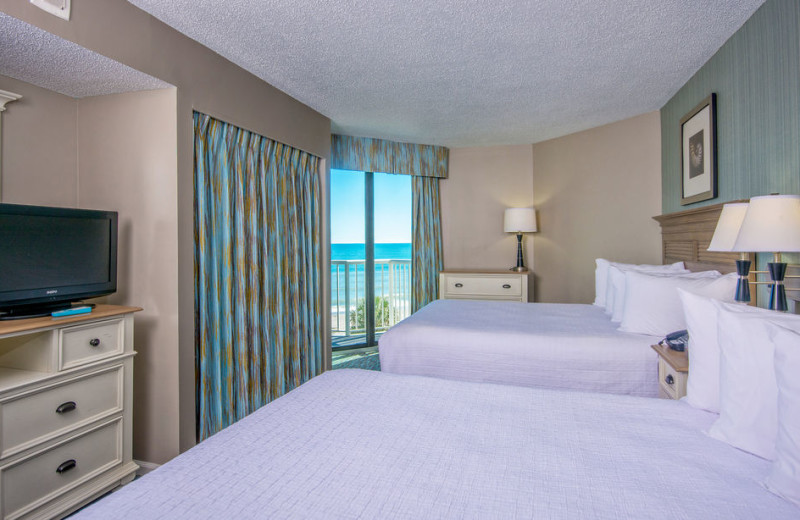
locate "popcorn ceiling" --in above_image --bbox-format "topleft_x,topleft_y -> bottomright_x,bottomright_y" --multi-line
0,13 -> 171,98
127,0 -> 766,147
5,1 -> 765,145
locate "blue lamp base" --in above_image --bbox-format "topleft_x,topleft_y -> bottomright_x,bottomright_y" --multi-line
768,262 -> 788,312
735,259 -> 751,303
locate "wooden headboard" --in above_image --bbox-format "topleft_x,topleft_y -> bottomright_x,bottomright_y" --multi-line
653,201 -> 753,275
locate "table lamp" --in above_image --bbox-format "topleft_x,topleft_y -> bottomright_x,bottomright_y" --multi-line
733,194 -> 800,311
708,202 -> 751,302
504,207 -> 537,272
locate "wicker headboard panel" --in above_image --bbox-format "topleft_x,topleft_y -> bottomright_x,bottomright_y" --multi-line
652,201 -> 753,275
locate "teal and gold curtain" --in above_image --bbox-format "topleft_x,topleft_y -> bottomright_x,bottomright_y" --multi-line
195,112 -> 323,441
411,176 -> 444,312
331,135 -> 448,179
331,134 -> 448,310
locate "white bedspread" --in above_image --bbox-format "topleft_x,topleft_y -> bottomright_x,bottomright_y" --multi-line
379,300 -> 661,396
77,370 -> 797,519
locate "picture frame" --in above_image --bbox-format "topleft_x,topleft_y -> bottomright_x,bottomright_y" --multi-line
680,93 -> 717,205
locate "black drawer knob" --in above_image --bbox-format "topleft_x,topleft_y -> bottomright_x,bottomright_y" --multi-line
56,401 -> 77,414
665,374 -> 675,386
455,283 -> 463,288
502,284 -> 511,289
89,338 -> 101,347
56,459 -> 77,474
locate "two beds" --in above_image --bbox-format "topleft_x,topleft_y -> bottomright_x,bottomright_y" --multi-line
76,369 -> 798,519
75,204 -> 796,517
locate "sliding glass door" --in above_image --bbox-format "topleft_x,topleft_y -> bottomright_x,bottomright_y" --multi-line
331,169 -> 411,350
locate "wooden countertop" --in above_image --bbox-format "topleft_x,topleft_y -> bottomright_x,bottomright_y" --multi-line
0,304 -> 142,335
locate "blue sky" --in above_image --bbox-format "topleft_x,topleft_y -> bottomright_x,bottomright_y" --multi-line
331,169 -> 411,243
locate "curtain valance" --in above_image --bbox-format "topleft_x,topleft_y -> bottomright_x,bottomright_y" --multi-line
331,134 -> 449,178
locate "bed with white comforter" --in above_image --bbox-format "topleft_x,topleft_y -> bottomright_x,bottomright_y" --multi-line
379,299 -> 661,397
76,369 -> 797,519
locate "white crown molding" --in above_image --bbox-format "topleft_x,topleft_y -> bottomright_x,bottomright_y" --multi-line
0,89 -> 22,112
30,0 -> 71,21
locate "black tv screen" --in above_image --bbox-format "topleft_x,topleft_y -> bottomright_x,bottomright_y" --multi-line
0,203 -> 117,317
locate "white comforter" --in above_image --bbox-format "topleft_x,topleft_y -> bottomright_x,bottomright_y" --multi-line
380,300 -> 661,396
77,370 -> 797,519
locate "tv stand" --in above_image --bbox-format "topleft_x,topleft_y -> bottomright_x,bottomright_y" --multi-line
0,304 -> 140,519
0,302 -> 95,321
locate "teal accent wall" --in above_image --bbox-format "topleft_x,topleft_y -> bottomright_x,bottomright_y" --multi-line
661,0 -> 800,214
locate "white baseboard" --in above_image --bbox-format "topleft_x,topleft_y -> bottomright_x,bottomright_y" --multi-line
134,460 -> 161,476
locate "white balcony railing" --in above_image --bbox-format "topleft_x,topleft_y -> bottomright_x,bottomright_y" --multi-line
331,259 -> 411,340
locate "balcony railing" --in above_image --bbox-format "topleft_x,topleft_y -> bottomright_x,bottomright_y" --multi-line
331,259 -> 411,344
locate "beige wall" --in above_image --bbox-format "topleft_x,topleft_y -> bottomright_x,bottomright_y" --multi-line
1,79 -> 180,463
76,89 -> 179,464
532,111 -> 662,303
0,0 -> 331,459
0,75 -> 77,206
441,144 -> 535,297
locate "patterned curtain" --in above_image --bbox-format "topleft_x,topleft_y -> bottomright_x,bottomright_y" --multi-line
194,112 -> 323,441
331,134 -> 448,178
411,176 -> 444,312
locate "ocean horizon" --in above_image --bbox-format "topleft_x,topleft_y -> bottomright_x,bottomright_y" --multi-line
331,242 -> 411,261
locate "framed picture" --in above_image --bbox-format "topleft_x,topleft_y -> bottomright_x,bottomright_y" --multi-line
680,93 -> 717,205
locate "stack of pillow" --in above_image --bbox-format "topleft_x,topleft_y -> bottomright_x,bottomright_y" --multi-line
593,258 -> 738,337
595,258 -> 799,507
678,291 -> 800,508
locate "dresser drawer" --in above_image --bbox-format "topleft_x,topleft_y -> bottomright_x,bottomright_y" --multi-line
59,319 -> 124,370
444,275 -> 522,297
0,366 -> 123,458
1,419 -> 122,520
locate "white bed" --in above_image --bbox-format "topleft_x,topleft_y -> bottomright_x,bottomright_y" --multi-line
379,299 -> 662,397
75,369 -> 797,519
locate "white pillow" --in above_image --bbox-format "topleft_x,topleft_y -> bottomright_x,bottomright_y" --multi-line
677,289 -> 722,412
707,301 -> 784,460
605,265 -> 624,318
617,271 -> 731,336
606,263 -> 689,321
594,259 -> 610,307
765,320 -> 800,507
595,260 -> 684,310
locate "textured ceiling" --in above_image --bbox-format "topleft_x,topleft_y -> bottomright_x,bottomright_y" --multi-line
0,12 -> 171,98
126,0 -> 766,146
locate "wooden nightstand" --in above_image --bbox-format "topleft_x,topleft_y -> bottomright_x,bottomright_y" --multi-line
651,343 -> 688,400
439,270 -> 529,302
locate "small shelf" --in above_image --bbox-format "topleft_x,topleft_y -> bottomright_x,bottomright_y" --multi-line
0,367 -> 48,393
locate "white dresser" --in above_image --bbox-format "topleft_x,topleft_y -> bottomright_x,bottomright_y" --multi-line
0,304 -> 139,520
439,270 -> 530,302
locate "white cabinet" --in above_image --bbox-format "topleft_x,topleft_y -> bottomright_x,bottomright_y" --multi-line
0,305 -> 139,519
439,270 -> 530,302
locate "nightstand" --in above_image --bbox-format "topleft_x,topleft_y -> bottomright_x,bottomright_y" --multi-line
651,343 -> 688,400
439,270 -> 529,302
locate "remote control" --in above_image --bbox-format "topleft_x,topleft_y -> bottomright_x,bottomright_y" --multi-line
52,306 -> 93,318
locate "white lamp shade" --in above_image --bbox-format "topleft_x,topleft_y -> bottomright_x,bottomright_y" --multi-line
708,202 -> 749,251
733,194 -> 800,252
504,207 -> 537,233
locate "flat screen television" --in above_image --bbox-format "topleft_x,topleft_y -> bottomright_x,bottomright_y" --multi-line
0,203 -> 118,320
